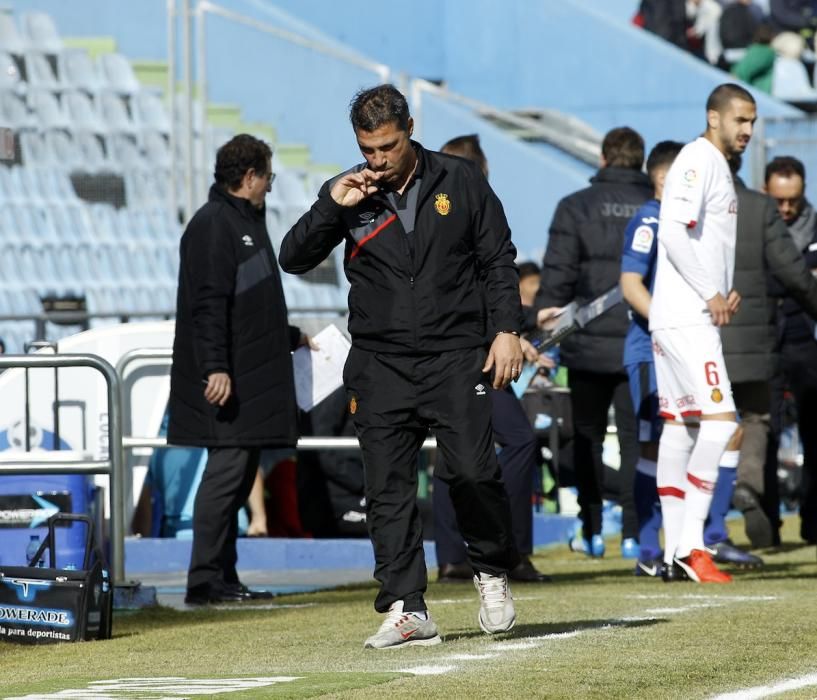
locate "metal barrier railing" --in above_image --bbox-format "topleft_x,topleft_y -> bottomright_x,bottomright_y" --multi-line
0,353 -> 126,585
116,348 -> 439,453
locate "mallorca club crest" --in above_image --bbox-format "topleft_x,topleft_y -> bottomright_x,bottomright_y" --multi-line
349,396 -> 358,415
711,387 -> 723,403
434,193 -> 451,216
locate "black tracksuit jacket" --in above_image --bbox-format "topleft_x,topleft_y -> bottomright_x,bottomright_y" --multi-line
279,143 -> 522,352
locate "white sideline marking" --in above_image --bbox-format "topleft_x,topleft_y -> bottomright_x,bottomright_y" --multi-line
210,602 -> 316,611
444,653 -> 498,661
628,594 -> 779,602
4,676 -> 303,700
400,665 -> 457,676
709,671 -> 817,699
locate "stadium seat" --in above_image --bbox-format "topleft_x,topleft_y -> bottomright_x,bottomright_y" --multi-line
19,131 -> 48,166
133,91 -> 171,132
98,52 -> 140,95
0,90 -> 35,129
0,13 -> 28,55
97,91 -> 138,134
28,88 -> 71,129
63,90 -> 108,133
0,51 -> 24,93
19,11 -> 63,55
74,130 -> 118,172
142,129 -> 172,168
58,48 -> 105,92
22,51 -> 60,90
772,58 -> 817,102
108,133 -> 147,169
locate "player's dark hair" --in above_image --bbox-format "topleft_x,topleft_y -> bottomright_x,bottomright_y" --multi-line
765,155 -> 806,184
214,134 -> 272,191
517,261 -> 541,280
349,84 -> 411,133
441,134 -> 488,176
646,140 -> 684,184
602,127 -> 644,170
706,83 -> 756,114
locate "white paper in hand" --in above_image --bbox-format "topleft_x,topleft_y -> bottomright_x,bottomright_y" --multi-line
292,324 -> 351,412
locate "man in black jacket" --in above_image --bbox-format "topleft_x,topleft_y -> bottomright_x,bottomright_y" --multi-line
280,85 -> 523,649
717,160 -> 817,551
538,127 -> 652,557
169,134 -> 307,605
764,156 -> 817,544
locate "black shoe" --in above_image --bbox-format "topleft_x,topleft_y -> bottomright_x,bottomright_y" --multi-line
508,557 -> 552,583
635,557 -> 664,578
732,483 -> 774,548
437,562 -> 473,583
184,583 -> 246,606
227,582 -> 275,600
660,560 -> 689,583
709,540 -> 764,568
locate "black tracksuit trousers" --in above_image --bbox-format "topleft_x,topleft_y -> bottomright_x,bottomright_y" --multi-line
187,446 -> 259,591
344,346 -> 519,614
568,369 -> 639,542
433,385 -> 538,566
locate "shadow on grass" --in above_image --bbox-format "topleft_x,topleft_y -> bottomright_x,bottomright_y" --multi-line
445,615 -> 667,642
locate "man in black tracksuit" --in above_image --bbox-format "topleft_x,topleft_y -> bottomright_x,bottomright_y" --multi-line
168,134 -> 306,605
538,127 -> 651,554
280,85 -> 523,648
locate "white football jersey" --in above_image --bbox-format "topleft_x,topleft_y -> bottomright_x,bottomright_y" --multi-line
650,137 -> 737,330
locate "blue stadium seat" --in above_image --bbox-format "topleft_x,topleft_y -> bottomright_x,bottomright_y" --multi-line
0,51 -> 23,93
99,53 -> 140,95
0,90 -> 35,129
63,90 -> 108,133
28,88 -> 71,129
23,51 -> 60,91
0,13 -> 28,56
58,48 -> 105,93
20,11 -> 63,55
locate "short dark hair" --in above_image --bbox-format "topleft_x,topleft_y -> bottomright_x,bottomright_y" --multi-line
440,134 -> 488,176
765,155 -> 806,184
601,127 -> 644,170
706,83 -> 756,114
517,261 -> 541,280
646,140 -> 684,184
214,134 -> 272,191
349,84 -> 411,133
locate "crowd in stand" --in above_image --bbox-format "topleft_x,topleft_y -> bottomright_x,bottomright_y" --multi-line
636,0 -> 817,98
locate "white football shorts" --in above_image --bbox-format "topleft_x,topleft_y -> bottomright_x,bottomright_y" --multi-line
652,325 -> 735,421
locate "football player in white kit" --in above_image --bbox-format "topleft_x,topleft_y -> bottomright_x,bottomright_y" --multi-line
650,83 -> 757,583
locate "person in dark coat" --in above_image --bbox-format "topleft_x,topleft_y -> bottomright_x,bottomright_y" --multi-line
537,127 -> 652,558
168,134 -> 309,605
763,155 -> 817,544
718,160 -> 817,549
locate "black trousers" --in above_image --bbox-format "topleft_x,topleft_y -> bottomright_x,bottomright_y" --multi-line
345,346 -> 519,613
568,369 -> 639,541
433,386 -> 538,566
782,339 -> 817,541
187,446 -> 259,591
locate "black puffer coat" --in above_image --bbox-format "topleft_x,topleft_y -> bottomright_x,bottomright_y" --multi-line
168,185 -> 301,447
722,185 -> 817,383
538,167 -> 652,374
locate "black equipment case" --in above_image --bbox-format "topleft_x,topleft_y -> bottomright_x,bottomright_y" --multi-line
0,513 -> 112,644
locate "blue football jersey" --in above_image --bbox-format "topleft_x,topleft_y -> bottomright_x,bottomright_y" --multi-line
622,198 -> 660,366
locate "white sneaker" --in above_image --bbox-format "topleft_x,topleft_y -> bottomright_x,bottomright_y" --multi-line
363,600 -> 442,649
474,572 -> 515,634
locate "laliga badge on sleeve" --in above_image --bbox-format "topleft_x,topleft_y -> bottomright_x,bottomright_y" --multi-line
349,396 -> 358,415
434,193 -> 451,216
